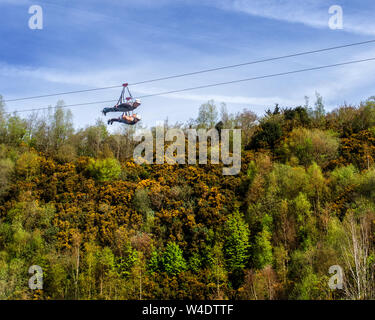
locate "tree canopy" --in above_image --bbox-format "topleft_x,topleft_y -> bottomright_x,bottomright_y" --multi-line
1,97 -> 375,300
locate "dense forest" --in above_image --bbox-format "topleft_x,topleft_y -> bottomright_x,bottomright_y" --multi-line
0,94 -> 375,300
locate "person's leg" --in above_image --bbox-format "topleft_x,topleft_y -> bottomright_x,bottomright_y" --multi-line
103,107 -> 117,116
107,118 -> 118,125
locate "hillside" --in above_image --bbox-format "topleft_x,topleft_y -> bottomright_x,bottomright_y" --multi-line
1,97 -> 375,300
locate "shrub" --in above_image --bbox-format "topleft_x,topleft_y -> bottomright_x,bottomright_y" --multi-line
284,128 -> 339,168
87,158 -> 121,182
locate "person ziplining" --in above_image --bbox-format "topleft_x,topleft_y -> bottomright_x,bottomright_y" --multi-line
102,83 -> 142,126
107,113 -> 141,125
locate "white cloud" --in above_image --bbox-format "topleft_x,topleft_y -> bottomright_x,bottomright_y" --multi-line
313,54 -> 375,102
0,63 -> 139,89
211,0 -> 375,36
2,47 -> 375,111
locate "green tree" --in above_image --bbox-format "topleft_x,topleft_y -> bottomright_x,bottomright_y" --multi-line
210,244 -> 228,299
251,119 -> 283,150
0,157 -> 14,196
269,164 -> 309,200
2,115 -> 27,146
330,164 -> 359,197
284,128 -> 339,168
224,210 -> 250,272
252,213 -> 273,269
56,144 -> 77,163
148,248 -> 160,273
293,266 -> 327,300
161,242 -> 187,276
293,193 -> 316,248
116,242 -> 138,278
196,100 -> 218,128
87,158 -> 121,182
96,247 -> 115,297
312,92 -> 326,126
307,162 -> 326,213
253,229 -> 273,270
76,120 -> 109,158
16,152 -> 40,180
49,103 -> 74,150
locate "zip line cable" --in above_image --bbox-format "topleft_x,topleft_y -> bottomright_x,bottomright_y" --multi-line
135,57 -> 375,99
5,56 -> 375,115
3,39 -> 375,103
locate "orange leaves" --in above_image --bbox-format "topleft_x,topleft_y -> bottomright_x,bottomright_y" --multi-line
125,161 -> 137,168
340,130 -> 375,170
98,181 -> 135,206
198,186 -> 224,209
186,214 -> 196,228
158,208 -> 181,220
136,179 -> 154,190
55,219 -> 72,249
39,157 -> 56,174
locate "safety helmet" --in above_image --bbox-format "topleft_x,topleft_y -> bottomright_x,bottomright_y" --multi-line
135,99 -> 141,105
135,114 -> 141,120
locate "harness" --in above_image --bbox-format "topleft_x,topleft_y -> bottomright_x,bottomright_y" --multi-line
117,83 -> 133,107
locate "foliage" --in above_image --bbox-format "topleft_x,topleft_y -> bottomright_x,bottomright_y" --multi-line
282,128 -> 339,168
224,211 -> 250,272
162,242 -> 187,276
1,97 -> 375,300
251,119 -> 283,150
196,100 -> 219,129
87,158 -> 121,182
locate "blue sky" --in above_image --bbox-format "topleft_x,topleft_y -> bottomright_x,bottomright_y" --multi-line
1,0 -> 375,129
